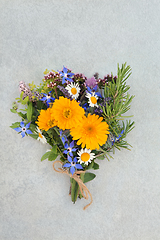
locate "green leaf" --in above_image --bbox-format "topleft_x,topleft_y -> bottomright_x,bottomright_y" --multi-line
81,172 -> 96,183
10,122 -> 20,129
96,155 -> 105,160
70,178 -> 79,203
27,101 -> 33,121
21,96 -> 29,105
93,162 -> 99,170
87,161 -> 94,170
41,151 -> 51,161
51,145 -> 57,154
10,109 -> 17,113
48,152 -> 58,161
29,134 -> 38,140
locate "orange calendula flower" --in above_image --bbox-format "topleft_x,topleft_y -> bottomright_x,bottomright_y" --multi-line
36,108 -> 57,131
51,96 -> 85,130
70,113 -> 110,150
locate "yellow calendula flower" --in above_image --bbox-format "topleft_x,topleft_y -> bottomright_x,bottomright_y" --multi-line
51,96 -> 85,130
36,108 -> 57,131
70,113 -> 110,150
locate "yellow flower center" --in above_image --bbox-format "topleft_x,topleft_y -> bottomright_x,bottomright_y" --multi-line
90,96 -> 97,104
71,87 -> 77,95
81,152 -> 90,162
48,119 -> 55,128
63,108 -> 72,119
39,132 -> 43,138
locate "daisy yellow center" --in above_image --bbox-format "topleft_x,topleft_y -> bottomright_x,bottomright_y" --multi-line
90,96 -> 97,104
81,153 -> 90,162
39,132 -> 43,139
71,87 -> 77,95
48,119 -> 55,127
63,108 -> 72,119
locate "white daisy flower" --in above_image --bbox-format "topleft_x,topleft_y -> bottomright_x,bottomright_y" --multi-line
77,148 -> 95,165
86,92 -> 98,107
65,82 -> 80,99
36,127 -> 47,144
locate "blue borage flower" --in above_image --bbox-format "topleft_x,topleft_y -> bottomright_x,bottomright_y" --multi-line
63,156 -> 83,175
58,66 -> 74,84
59,130 -> 67,145
63,141 -> 77,157
86,85 -> 102,98
111,130 -> 124,145
14,122 -> 32,138
40,91 -> 55,107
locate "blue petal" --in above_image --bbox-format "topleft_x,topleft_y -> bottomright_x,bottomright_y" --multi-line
67,72 -> 74,77
62,77 -> 66,84
95,92 -> 102,98
63,163 -> 71,168
63,66 -> 68,73
75,164 -> 83,170
26,129 -> 32,134
59,130 -> 62,136
14,127 -> 22,132
70,141 -> 74,148
67,155 -> 72,163
21,132 -> 25,138
64,143 -> 69,148
69,152 -> 73,157
93,85 -> 98,91
72,148 -> 77,152
61,136 -> 66,144
26,122 -> 31,129
73,157 -> 78,163
70,166 -> 75,175
87,86 -> 92,92
20,122 -> 24,128
40,97 -> 47,101
63,150 -> 68,154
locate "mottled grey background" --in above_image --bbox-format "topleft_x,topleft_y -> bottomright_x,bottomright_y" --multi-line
1,0 -> 160,239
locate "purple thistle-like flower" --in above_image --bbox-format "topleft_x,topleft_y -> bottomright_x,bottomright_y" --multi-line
85,77 -> 97,88
63,141 -> 77,157
63,156 -> 83,175
14,122 -> 32,138
57,85 -> 72,99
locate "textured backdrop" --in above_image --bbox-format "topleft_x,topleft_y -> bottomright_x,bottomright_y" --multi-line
1,0 -> 160,239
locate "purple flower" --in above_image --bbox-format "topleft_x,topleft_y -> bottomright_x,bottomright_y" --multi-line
14,122 -> 32,138
85,77 -> 97,88
63,141 -> 77,157
58,66 -> 74,84
63,156 -> 83,175
40,91 -> 55,107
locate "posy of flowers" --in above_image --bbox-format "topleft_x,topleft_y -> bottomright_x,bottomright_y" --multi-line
10,63 -> 134,210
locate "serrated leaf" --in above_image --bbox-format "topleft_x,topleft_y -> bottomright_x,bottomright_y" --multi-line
41,151 -> 51,161
81,172 -> 96,183
27,102 -> 33,121
48,152 -> 58,161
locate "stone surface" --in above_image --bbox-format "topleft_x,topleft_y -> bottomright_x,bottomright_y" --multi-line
0,0 -> 160,239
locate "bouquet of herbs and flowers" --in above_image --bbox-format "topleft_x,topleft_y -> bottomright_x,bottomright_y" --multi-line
10,63 -> 134,210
